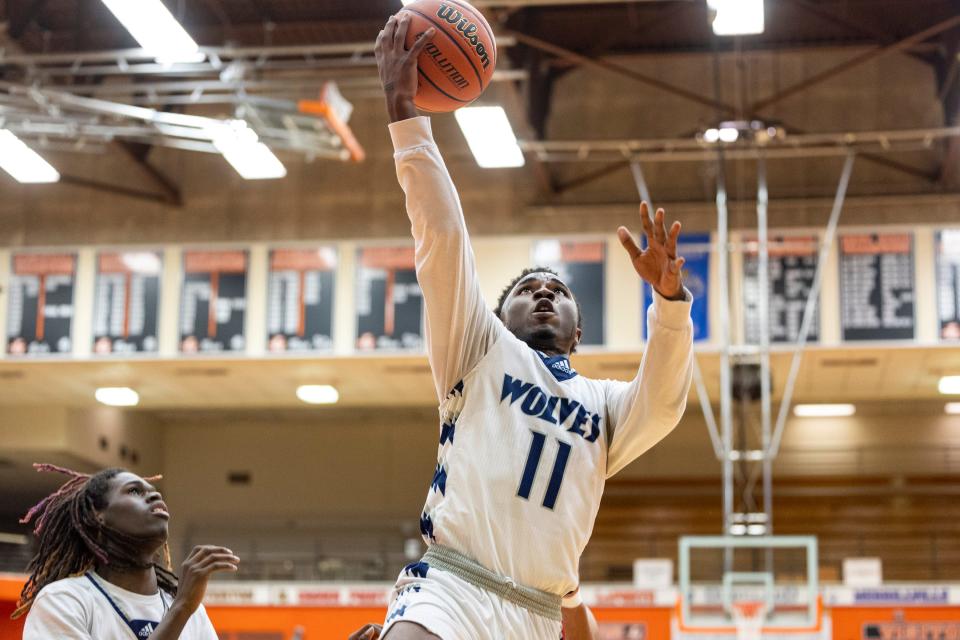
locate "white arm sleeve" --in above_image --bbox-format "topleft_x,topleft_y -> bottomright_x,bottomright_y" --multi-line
389,117 -> 504,400
605,290 -> 694,477
22,590 -> 92,640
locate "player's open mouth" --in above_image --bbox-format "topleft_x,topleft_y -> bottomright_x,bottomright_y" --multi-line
533,300 -> 555,315
150,503 -> 170,519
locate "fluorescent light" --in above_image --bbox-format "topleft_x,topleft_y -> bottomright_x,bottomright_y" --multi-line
793,404 -> 856,418
719,127 -> 740,143
209,120 -> 287,180
746,524 -> 767,536
454,106 -> 525,169
95,387 -> 140,407
707,0 -> 765,36
939,376 -> 960,395
296,385 -> 339,405
101,0 -> 203,63
945,403 -> 960,415
729,524 -> 747,536
0,130 -> 60,183
703,128 -> 720,143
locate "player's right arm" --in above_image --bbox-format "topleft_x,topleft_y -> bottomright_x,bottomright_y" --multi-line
376,14 -> 503,400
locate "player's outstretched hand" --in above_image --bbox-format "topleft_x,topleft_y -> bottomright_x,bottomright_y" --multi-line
617,202 -> 686,300
172,545 -> 240,615
375,13 -> 435,122
348,623 -> 383,640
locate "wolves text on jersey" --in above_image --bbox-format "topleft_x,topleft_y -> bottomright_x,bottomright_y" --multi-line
500,373 -> 601,443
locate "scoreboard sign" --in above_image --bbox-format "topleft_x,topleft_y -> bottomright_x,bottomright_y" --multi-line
937,230 -> 960,341
267,248 -> 336,353
7,253 -> 76,356
743,236 -> 820,344
93,251 -> 162,355
355,246 -> 423,351
180,250 -> 248,354
839,233 -> 915,341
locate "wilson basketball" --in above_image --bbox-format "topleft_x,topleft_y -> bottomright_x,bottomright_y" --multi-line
399,0 -> 497,113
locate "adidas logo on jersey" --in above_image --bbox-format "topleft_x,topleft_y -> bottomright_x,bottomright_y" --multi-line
551,359 -> 572,374
500,374 -> 601,443
138,623 -> 155,637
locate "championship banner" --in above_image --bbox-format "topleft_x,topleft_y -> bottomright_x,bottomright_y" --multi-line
267,248 -> 337,353
936,230 -> 960,341
743,235 -> 819,344
839,233 -> 915,341
93,251 -> 162,355
355,246 -> 423,351
643,233 -> 710,342
180,250 -> 248,354
532,240 -> 606,346
7,253 -> 76,357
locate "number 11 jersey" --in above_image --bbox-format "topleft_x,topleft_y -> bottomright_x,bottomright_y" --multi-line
390,116 -> 694,598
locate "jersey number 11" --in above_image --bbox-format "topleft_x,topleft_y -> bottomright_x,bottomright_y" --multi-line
517,430 -> 571,510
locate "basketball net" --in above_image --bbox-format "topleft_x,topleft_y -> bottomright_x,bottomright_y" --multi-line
732,601 -> 766,640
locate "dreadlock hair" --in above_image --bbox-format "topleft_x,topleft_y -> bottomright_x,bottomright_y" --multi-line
12,464 -> 177,619
494,266 -> 583,330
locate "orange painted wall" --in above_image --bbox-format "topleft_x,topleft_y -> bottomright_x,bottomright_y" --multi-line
831,606 -> 960,640
206,605 -> 387,640
593,607 -> 673,638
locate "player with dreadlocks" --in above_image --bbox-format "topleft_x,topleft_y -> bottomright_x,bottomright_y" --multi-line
14,464 -> 239,639
374,14 -> 694,640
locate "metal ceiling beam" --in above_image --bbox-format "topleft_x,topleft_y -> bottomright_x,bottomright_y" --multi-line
501,27 -> 736,113
751,14 -> 960,112
114,142 -> 183,207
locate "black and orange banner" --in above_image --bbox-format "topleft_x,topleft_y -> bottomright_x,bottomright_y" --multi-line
267,248 -> 337,353
839,233 -> 915,341
743,235 -> 820,344
355,246 -> 422,351
93,251 -> 162,355
180,250 -> 248,354
7,253 -> 76,357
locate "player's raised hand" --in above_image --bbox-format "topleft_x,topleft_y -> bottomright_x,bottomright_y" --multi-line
374,14 -> 435,122
348,623 -> 382,640
617,202 -> 686,300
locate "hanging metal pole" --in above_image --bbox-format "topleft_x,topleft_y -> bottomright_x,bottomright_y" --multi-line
630,159 -> 724,460
757,154 -> 774,534
716,150 -> 734,535
769,152 -> 856,457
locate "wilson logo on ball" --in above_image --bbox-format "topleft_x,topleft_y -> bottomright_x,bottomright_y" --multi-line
436,3 -> 491,69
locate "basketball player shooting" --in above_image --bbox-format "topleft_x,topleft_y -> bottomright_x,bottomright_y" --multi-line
375,13 -> 694,640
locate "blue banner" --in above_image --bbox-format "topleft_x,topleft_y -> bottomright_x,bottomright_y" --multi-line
643,233 -> 710,342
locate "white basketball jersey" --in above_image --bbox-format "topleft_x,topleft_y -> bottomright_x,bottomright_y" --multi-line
389,116 -> 694,597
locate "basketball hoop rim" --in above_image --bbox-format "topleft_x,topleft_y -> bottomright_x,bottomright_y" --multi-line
674,596 -> 824,634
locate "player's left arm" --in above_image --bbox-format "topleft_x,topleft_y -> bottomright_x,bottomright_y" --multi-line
604,203 -> 694,477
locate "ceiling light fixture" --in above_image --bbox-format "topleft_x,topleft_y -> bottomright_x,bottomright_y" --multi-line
95,387 -> 140,407
101,0 -> 204,64
454,106 -> 525,169
296,385 -> 340,405
792,404 -> 856,418
0,130 -> 60,183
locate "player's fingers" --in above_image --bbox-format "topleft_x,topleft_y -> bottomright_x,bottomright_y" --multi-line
639,202 -> 655,242
666,220 -> 681,255
196,552 -> 240,568
383,15 -> 399,49
670,256 -> 686,275
654,208 -> 667,246
408,27 -> 436,57
617,226 -> 643,261
395,13 -> 411,49
201,562 -> 240,575
348,625 -> 382,640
